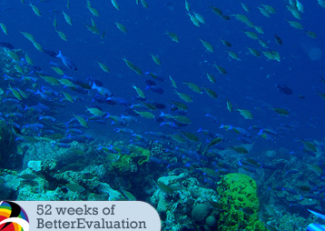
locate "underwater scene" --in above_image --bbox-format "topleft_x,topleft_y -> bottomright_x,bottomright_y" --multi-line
0,0 -> 325,230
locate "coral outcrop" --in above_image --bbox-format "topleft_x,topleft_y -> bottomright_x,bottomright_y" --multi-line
217,173 -> 266,231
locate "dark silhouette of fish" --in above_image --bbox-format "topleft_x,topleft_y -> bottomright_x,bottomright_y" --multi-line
275,84 -> 293,95
43,48 -> 58,57
274,34 -> 282,45
0,41 -> 14,49
0,7 -> 14,12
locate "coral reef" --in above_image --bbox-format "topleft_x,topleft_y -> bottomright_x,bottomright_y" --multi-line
0,133 -> 316,231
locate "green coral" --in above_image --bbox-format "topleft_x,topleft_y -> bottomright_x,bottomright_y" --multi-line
217,173 -> 267,231
0,121 -> 19,169
110,146 -> 150,173
132,147 -> 150,165
111,154 -> 132,172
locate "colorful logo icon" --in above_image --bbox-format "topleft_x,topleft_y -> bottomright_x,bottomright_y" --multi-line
0,201 -> 29,231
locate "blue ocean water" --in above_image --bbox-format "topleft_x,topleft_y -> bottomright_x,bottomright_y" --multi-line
1,1 -> 324,139
0,0 -> 325,229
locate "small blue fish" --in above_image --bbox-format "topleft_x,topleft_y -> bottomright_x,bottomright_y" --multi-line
234,127 -> 251,137
23,123 -> 44,131
36,89 -> 57,101
152,102 -> 166,109
249,125 -> 264,130
146,85 -> 164,94
275,83 -> 293,95
66,128 -> 83,134
41,86 -> 60,96
65,117 -> 78,125
3,75 -> 22,84
260,128 -> 278,137
205,113 -> 219,124
114,128 -> 134,134
160,122 -> 181,129
37,103 -> 50,111
56,50 -> 77,71
197,128 -> 216,138
132,134 -> 148,143
130,104 -> 147,109
39,115 -> 58,122
21,75 -> 38,82
92,82 -> 112,96
106,97 -> 130,106
120,115 -> 140,123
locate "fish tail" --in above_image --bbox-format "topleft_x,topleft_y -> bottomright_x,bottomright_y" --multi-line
91,81 -> 97,90
56,50 -> 63,58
